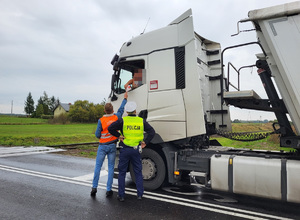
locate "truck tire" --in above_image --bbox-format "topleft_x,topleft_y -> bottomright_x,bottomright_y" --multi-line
130,148 -> 166,190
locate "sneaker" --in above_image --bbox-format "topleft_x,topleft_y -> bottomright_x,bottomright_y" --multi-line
90,188 -> 97,197
137,196 -> 142,200
106,190 -> 113,197
117,195 -> 125,202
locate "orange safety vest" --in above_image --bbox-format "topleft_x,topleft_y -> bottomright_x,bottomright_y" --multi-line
99,114 -> 118,144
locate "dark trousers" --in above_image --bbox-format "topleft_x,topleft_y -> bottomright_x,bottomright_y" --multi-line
118,146 -> 144,197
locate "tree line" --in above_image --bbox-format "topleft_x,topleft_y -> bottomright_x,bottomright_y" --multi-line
24,91 -> 59,118
24,91 -> 105,123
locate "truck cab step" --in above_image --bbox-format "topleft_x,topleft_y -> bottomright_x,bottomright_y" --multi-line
189,171 -> 208,187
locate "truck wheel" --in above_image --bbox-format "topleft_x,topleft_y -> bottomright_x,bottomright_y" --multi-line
130,148 -> 166,190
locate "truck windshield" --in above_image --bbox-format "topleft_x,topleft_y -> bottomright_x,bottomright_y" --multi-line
119,69 -> 132,90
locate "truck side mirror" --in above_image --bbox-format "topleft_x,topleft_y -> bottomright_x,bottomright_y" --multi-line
113,62 -> 119,71
111,54 -> 120,71
111,54 -> 119,65
111,74 -> 116,91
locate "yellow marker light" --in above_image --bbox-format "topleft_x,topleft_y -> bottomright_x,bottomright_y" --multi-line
174,171 -> 180,176
229,158 -> 233,165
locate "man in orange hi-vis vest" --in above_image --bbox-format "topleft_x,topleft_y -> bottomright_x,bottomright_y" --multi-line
91,92 -> 128,197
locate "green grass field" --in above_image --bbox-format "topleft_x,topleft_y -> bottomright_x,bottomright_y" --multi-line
0,116 -> 97,146
0,116 -> 293,153
0,115 -> 48,124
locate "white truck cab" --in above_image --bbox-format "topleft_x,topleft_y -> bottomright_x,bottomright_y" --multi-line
110,9 -> 231,145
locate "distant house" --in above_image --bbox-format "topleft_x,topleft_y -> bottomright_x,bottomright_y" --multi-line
54,103 -> 72,117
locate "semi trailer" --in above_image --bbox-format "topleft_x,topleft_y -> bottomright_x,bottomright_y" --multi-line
108,1 -> 300,203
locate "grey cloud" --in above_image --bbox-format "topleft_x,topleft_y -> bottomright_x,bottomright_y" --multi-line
0,0 -> 295,120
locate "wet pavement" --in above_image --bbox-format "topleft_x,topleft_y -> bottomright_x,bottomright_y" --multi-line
0,146 -> 299,220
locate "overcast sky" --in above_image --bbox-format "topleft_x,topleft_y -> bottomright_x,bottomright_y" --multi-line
0,0 -> 296,120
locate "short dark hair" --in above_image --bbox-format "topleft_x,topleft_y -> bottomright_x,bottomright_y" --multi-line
104,103 -> 113,114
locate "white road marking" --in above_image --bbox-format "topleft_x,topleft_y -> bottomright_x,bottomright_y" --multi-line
72,173 -> 95,181
72,171 -> 108,181
0,146 -> 64,157
0,164 -> 293,220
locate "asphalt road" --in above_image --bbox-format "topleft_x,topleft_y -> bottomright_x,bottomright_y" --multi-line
0,146 -> 299,220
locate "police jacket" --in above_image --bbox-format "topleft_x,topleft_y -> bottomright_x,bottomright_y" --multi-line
108,114 -> 155,147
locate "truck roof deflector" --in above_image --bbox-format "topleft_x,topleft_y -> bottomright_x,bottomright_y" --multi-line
169,9 -> 192,25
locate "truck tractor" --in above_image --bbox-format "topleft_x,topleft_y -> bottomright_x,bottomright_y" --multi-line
108,1 -> 300,203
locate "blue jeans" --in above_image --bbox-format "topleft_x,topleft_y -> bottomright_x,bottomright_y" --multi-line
92,143 -> 116,191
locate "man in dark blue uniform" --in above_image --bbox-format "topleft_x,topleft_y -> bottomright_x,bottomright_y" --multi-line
108,101 -> 155,202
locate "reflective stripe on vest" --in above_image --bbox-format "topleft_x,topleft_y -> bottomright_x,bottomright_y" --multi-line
123,116 -> 144,147
99,114 -> 118,144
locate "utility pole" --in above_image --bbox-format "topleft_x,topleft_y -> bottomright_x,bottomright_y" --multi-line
11,100 -> 13,114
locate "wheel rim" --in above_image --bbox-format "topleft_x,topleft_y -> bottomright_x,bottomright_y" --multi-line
142,158 -> 157,180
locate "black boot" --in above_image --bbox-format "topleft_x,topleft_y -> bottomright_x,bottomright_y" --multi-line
106,190 -> 113,197
90,188 -> 97,197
